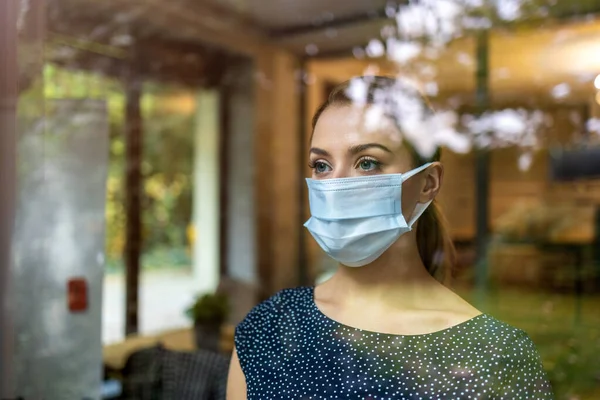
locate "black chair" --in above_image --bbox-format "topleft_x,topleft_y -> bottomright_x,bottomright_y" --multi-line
118,345 -> 230,400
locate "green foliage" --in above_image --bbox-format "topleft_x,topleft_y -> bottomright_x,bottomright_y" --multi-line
142,246 -> 191,269
494,202 -> 578,243
43,64 -> 196,267
139,82 -> 195,254
185,293 -> 230,325
535,328 -> 600,399
105,246 -> 191,274
459,286 -> 600,399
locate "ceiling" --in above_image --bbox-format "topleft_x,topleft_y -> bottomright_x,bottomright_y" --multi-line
43,0 -> 600,95
309,18 -> 600,106
203,0 -> 388,30
46,0 -> 600,61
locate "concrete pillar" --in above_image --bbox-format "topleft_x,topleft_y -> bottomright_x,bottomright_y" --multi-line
0,1 -> 19,396
192,90 -> 221,294
217,62 -> 260,323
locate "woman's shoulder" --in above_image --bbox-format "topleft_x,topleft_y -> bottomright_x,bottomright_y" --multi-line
476,316 -> 553,397
264,286 -> 313,309
234,287 -> 313,367
235,286 -> 312,332
254,286 -> 312,313
478,314 -> 533,338
475,314 -> 542,357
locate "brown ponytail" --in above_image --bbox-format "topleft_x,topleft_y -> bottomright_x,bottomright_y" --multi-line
416,200 -> 455,285
312,75 -> 456,284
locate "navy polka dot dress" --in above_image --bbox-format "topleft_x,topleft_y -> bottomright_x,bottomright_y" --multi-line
235,287 -> 554,399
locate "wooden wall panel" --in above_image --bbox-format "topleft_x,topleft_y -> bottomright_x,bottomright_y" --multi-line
254,50 -> 302,296
254,52 -> 275,298
547,181 -> 600,204
438,150 -> 476,240
271,51 -> 301,293
438,107 -> 600,240
303,67 -> 327,282
489,148 -> 548,230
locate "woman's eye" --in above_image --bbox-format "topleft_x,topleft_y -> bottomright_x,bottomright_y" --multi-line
358,159 -> 379,171
314,162 -> 330,174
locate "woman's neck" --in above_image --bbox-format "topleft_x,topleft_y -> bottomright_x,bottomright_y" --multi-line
320,233 -> 443,309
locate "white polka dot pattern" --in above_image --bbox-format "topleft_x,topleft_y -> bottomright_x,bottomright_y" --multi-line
235,287 -> 554,399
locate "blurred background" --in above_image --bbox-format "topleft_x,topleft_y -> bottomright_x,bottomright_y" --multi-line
2,0 -> 600,398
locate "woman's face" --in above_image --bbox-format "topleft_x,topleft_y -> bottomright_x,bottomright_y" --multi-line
309,104 -> 433,220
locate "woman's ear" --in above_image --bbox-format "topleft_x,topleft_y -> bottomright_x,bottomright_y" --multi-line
420,162 -> 443,203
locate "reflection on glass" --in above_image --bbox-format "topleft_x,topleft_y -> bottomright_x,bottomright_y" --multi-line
5,0 -> 600,398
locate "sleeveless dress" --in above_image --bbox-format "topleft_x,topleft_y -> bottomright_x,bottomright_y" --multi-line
235,287 -> 554,399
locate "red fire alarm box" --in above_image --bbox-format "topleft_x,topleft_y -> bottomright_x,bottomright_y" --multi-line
68,277 -> 88,312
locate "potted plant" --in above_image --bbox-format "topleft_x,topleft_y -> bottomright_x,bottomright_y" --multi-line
185,292 -> 229,352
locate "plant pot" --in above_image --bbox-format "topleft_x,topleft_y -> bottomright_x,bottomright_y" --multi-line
194,322 -> 221,352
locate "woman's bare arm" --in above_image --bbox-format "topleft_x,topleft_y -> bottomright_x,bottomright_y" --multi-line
226,347 -> 247,400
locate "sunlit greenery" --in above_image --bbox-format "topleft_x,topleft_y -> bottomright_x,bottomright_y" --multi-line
457,285 -> 600,400
44,64 -> 195,271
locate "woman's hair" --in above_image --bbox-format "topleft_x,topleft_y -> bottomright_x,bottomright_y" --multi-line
311,75 -> 455,284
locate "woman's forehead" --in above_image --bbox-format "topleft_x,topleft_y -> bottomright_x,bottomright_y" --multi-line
312,105 -> 404,149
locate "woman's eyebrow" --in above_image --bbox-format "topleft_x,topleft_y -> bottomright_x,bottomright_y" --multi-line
309,147 -> 330,156
348,143 -> 392,155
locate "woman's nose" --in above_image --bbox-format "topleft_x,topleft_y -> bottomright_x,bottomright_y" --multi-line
329,165 -> 354,179
330,172 -> 346,179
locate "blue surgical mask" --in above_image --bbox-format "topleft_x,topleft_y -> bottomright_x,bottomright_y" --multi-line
304,163 -> 433,267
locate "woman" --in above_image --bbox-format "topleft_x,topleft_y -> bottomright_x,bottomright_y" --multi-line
227,76 -> 553,399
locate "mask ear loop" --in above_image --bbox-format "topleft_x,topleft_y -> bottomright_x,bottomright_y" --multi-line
407,200 -> 433,228
401,162 -> 434,228
402,162 -> 433,181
